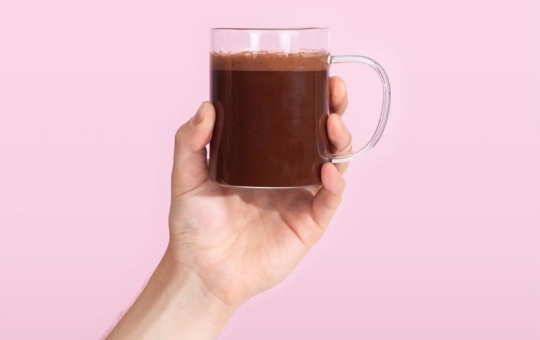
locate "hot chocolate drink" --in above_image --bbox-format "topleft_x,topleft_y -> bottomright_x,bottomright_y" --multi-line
209,52 -> 331,188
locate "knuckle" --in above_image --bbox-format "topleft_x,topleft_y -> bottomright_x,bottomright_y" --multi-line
332,77 -> 346,97
345,132 -> 353,151
174,125 -> 185,144
174,129 -> 181,144
336,133 -> 352,153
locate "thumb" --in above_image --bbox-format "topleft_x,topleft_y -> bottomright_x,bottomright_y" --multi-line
171,102 -> 215,196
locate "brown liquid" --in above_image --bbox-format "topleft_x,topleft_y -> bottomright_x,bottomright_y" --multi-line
210,52 -> 331,187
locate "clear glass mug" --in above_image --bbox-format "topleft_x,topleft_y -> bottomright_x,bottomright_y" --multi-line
209,28 -> 391,188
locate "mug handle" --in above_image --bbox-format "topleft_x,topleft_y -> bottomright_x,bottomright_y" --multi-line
329,55 -> 391,163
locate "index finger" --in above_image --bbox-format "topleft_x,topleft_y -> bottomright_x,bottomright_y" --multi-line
329,76 -> 348,116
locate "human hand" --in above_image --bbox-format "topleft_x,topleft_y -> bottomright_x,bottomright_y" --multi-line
167,76 -> 352,307
106,77 -> 352,340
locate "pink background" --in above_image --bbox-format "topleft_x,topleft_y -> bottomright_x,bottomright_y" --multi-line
1,0 -> 539,339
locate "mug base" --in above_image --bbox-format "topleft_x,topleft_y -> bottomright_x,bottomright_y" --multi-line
215,182 -> 320,190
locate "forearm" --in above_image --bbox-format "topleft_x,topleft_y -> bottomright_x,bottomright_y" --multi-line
106,247 -> 236,340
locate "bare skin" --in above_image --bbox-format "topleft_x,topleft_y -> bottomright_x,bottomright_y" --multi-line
106,77 -> 352,340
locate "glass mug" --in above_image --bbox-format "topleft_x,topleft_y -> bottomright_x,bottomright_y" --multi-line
209,27 -> 391,188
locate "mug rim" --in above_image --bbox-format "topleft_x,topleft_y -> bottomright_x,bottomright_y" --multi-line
210,27 -> 329,31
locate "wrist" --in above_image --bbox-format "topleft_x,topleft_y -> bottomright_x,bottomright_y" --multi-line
154,247 -> 237,338
107,246 -> 237,340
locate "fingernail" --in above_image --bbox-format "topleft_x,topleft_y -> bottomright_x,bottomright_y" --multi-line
191,103 -> 205,126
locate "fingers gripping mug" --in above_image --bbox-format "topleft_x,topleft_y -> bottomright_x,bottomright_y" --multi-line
209,28 -> 391,188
